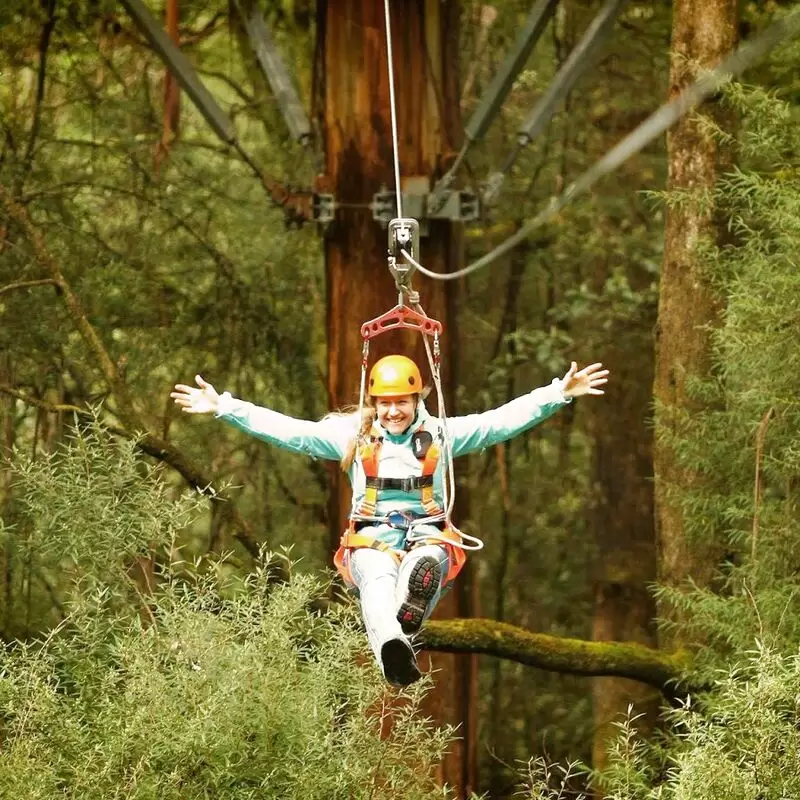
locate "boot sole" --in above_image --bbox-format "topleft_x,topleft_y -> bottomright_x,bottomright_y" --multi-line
397,556 -> 441,635
381,638 -> 421,687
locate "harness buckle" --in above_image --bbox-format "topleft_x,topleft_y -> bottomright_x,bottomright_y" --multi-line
399,476 -> 416,493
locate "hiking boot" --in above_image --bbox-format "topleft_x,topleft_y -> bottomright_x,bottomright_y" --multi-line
397,555 -> 441,635
380,637 -> 421,687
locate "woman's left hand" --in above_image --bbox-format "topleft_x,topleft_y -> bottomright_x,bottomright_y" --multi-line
560,361 -> 609,399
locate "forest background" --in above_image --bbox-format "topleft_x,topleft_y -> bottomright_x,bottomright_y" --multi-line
1,0 -> 800,798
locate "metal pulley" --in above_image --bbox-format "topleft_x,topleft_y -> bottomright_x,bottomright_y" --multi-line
387,218 -> 420,291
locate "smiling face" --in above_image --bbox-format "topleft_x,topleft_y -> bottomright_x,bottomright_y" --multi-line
375,394 -> 417,435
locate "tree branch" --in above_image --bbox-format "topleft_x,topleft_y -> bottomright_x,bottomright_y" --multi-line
195,68 -> 257,107
0,384 -> 83,415
0,278 -> 61,298
21,181 -> 240,281
0,187 -> 263,560
418,618 -> 692,692
19,0 -> 58,188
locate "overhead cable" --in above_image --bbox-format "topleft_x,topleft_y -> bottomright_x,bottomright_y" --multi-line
121,0 -> 235,144
119,0 -> 290,208
429,0 -> 559,210
483,0 -> 629,204
403,9 -> 800,282
233,0 -> 312,145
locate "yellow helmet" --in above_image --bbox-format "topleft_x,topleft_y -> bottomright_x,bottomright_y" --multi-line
368,355 -> 422,397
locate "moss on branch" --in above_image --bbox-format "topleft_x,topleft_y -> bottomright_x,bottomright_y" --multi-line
419,618 -> 692,692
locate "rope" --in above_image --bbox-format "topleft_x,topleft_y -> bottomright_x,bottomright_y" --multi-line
413,308 -> 454,518
401,8 -> 800,282
413,305 -> 485,552
383,0 -> 403,219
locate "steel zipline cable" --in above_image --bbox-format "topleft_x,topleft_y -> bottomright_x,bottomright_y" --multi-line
401,8 -> 800,282
383,0 -> 404,220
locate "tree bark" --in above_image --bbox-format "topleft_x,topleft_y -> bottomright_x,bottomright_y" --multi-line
157,0 -> 180,163
317,2 -> 476,794
653,0 -> 737,650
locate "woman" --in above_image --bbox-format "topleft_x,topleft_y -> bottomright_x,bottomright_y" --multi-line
171,355 -> 608,687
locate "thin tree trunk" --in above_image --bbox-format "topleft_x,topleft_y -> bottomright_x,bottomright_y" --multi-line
487,244 -> 528,792
543,0 -> 661,771
653,0 -> 737,650
0,352 -> 14,637
317,2 -> 476,794
157,0 -> 180,163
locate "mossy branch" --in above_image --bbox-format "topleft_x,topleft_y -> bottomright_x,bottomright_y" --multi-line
419,618 -> 692,692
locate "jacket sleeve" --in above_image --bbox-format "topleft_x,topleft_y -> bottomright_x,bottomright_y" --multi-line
447,379 -> 570,458
214,392 -> 353,461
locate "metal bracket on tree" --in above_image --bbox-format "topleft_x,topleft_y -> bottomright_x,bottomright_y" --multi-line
372,180 -> 480,231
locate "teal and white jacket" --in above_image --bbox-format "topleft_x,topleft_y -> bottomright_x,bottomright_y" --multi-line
216,379 -> 569,548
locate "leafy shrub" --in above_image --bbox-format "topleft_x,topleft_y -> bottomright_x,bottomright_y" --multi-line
0,421 -> 454,799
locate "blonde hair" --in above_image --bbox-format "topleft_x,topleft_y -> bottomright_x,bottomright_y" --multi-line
340,403 -> 377,472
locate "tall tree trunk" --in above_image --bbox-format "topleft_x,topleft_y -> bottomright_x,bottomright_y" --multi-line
551,0 -> 664,771
317,2 -> 476,795
588,329 -> 659,771
653,0 -> 737,649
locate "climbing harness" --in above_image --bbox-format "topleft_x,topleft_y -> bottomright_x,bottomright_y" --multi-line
334,417 -> 483,587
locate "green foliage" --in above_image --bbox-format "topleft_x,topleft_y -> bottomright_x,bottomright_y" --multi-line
0,421 -> 454,799
8,415 -> 203,597
579,59 -> 800,800
460,0 -> 669,782
518,757 -> 588,800
0,574 -> 453,799
651,78 -> 800,678
578,648 -> 800,800
0,0 -> 329,567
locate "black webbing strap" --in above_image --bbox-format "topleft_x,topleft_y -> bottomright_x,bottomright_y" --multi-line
365,475 -> 434,492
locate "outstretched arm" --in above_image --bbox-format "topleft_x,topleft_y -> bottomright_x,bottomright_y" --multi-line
447,361 -> 609,457
171,375 -> 350,461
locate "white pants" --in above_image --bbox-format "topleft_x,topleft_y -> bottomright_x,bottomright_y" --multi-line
349,544 -> 449,668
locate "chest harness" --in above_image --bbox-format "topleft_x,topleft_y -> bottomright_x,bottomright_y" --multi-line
333,423 -> 469,588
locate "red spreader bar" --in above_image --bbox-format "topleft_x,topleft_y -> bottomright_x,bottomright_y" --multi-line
360,304 -> 443,340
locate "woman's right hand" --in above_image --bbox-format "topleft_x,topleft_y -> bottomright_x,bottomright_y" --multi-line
170,375 -> 221,415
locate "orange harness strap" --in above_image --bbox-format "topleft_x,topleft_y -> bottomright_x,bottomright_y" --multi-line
357,438 -> 381,516
419,440 -> 441,515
